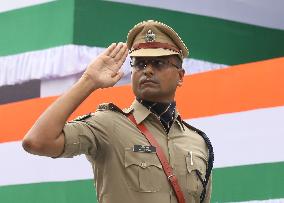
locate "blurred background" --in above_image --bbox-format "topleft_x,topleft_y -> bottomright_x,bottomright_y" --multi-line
0,0 -> 284,202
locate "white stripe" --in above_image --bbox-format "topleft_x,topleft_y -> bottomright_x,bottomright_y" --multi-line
109,0 -> 284,30
0,44 -> 226,87
0,106 -> 283,186
40,74 -> 80,97
0,141 -> 93,186
0,0 -> 54,13
186,106 -> 284,168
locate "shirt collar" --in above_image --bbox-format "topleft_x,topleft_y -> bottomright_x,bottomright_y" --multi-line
123,100 -> 151,124
176,114 -> 185,131
124,100 -> 185,130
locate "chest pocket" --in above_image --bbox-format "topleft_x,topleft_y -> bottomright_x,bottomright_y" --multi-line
124,149 -> 163,192
185,151 -> 207,196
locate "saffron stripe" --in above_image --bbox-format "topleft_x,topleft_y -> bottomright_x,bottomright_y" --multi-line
0,57 -> 284,143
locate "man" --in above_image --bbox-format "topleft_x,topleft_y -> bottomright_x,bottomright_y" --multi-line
22,20 -> 213,203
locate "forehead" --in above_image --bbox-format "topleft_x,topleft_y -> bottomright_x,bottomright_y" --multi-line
131,55 -> 176,61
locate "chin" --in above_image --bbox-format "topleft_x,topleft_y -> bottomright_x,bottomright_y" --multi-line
139,91 -> 162,102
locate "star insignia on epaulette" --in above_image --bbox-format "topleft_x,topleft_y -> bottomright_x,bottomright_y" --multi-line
97,103 -> 111,111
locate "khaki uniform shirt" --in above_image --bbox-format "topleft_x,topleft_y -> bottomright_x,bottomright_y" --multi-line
59,100 -> 212,203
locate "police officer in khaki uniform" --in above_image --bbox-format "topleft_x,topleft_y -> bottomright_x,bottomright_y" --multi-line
23,20 -> 214,203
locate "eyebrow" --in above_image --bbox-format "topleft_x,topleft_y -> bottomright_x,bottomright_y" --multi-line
134,57 -> 170,60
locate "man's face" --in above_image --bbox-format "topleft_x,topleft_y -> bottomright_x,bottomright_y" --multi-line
131,55 -> 185,102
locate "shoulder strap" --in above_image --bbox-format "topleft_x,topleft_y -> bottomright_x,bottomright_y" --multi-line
128,114 -> 186,203
182,121 -> 214,202
97,103 -> 128,115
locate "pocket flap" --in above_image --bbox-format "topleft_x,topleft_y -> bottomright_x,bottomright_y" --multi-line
125,149 -> 162,169
185,152 -> 207,175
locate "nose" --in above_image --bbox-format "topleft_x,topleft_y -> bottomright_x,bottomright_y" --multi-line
143,63 -> 154,77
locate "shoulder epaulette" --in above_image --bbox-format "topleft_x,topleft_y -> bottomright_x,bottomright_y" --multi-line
97,103 -> 128,115
182,121 -> 214,203
73,113 -> 94,121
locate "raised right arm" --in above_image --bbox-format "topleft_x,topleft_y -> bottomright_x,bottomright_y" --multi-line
22,42 -> 128,157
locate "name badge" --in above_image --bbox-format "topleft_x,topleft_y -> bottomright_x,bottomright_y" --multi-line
133,145 -> 156,153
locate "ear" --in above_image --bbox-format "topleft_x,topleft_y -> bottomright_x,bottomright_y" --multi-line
177,69 -> 185,87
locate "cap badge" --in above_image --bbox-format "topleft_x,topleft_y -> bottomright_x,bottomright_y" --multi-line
145,29 -> 156,42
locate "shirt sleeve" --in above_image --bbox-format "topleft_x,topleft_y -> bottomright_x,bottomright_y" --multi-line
57,111 -> 113,159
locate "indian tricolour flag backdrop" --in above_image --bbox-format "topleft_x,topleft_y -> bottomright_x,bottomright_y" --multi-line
0,0 -> 284,202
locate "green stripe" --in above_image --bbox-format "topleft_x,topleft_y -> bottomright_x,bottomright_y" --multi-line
1,0 -> 284,65
73,0 -> 284,65
0,0 -> 74,56
212,161 -> 284,202
0,180 -> 98,203
1,162 -> 283,202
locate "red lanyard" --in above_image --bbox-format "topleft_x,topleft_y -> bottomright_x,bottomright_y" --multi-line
128,114 -> 186,203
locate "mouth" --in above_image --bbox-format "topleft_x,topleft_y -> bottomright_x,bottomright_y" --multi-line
140,78 -> 158,86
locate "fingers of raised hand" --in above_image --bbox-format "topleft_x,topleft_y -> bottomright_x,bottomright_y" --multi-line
107,43 -> 128,73
115,47 -> 128,67
103,42 -> 128,60
109,42 -> 127,60
113,43 -> 127,60
109,42 -> 123,57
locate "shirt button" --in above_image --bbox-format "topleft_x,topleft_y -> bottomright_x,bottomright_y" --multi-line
140,162 -> 147,168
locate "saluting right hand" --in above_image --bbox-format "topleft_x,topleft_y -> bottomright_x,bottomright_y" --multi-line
81,42 -> 128,90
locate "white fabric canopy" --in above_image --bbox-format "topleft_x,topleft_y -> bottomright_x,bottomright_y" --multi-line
0,44 -> 226,86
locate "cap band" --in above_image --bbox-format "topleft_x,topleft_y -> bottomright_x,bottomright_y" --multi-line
130,42 -> 180,54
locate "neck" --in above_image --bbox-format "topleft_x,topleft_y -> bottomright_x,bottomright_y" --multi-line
137,98 -> 177,134
137,97 -> 175,103
137,98 -> 176,104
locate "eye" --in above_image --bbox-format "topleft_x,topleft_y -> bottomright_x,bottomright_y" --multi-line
152,59 -> 166,68
136,60 -> 146,69
131,60 -> 146,70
